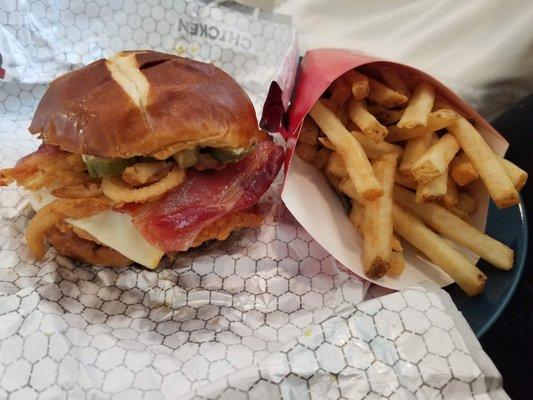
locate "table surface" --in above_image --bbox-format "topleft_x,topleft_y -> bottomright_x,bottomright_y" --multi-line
479,94 -> 532,399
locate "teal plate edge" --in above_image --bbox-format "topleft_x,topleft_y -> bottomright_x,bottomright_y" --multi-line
445,197 -> 528,338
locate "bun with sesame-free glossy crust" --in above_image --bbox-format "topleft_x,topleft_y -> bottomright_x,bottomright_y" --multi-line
29,50 -> 261,159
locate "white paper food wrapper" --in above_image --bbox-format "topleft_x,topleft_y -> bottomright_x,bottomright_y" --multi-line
0,1 -> 507,399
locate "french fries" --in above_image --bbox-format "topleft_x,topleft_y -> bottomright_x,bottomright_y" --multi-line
295,142 -> 317,163
394,185 -> 514,270
349,204 -> 364,233
387,109 -> 458,142
499,157 -> 528,192
366,75 -> 408,107
339,177 -> 363,204
363,153 -> 397,278
411,134 -> 460,183
318,136 -> 335,150
309,101 -> 383,200
313,147 -> 332,171
329,78 -> 352,105
326,151 -> 349,178
296,65 -> 525,295
399,133 -> 435,178
394,172 -> 418,190
392,203 -> 487,297
456,192 -> 478,215
448,118 -> 519,208
343,70 -> 370,100
451,152 -> 527,190
348,194 -> 405,279
351,131 -> 403,160
442,176 -> 458,208
415,169 -> 448,202
433,97 -> 464,115
391,234 -> 403,252
367,104 -> 404,125
347,99 -> 388,143
450,152 -> 479,186
388,250 -> 405,278
299,118 -> 319,145
379,67 -> 410,98
397,81 -> 435,129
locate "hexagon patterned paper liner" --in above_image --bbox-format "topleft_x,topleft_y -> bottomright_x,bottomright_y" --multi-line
0,1 -> 507,399
280,48 -> 510,291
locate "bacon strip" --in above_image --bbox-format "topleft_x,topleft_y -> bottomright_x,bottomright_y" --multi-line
124,140 -> 283,252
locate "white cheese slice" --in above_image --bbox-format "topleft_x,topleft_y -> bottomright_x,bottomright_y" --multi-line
29,189 -> 164,269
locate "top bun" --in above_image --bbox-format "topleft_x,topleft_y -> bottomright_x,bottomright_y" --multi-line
29,51 -> 261,159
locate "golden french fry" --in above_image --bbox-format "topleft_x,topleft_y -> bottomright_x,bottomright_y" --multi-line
499,158 -> 528,192
391,234 -> 403,252
416,169 -> 447,203
348,204 -> 364,233
448,206 -> 470,221
367,104 -> 404,125
387,250 -> 405,277
392,203 -> 487,296
318,136 -> 335,150
339,177 -> 364,205
442,176 -> 458,208
299,117 -> 319,145
349,193 -> 403,279
310,101 -> 383,200
326,151 -> 349,178
456,192 -> 478,215
412,134 -> 460,183
351,131 -> 404,160
337,104 -> 352,127
397,81 -> 435,128
313,147 -> 332,171
363,153 -> 397,278
329,78 -> 352,105
325,170 -> 342,192
448,118 -> 519,208
399,132 -> 436,178
394,172 -> 418,190
322,99 -> 351,127
348,99 -> 388,143
394,185 -> 514,270
387,109 -> 458,142
295,142 -> 318,164
350,201 -> 403,253
343,70 -> 369,100
379,67 -> 410,98
450,152 -> 479,186
451,153 -> 527,191
366,75 -> 408,108
433,97 -> 464,115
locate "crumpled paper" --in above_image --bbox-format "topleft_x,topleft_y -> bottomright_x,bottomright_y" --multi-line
0,1 -> 507,399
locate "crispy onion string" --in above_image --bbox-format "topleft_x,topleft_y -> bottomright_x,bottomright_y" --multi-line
101,167 -> 185,203
26,198 -> 109,260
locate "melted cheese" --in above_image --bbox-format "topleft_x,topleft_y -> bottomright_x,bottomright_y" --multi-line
29,189 -> 163,269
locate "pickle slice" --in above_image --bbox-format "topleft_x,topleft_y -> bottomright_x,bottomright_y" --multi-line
82,155 -> 137,178
210,147 -> 250,163
172,149 -> 198,169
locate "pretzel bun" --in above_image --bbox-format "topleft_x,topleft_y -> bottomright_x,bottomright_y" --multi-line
29,51 -> 261,159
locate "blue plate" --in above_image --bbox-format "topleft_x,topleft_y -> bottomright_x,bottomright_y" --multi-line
445,199 -> 528,338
